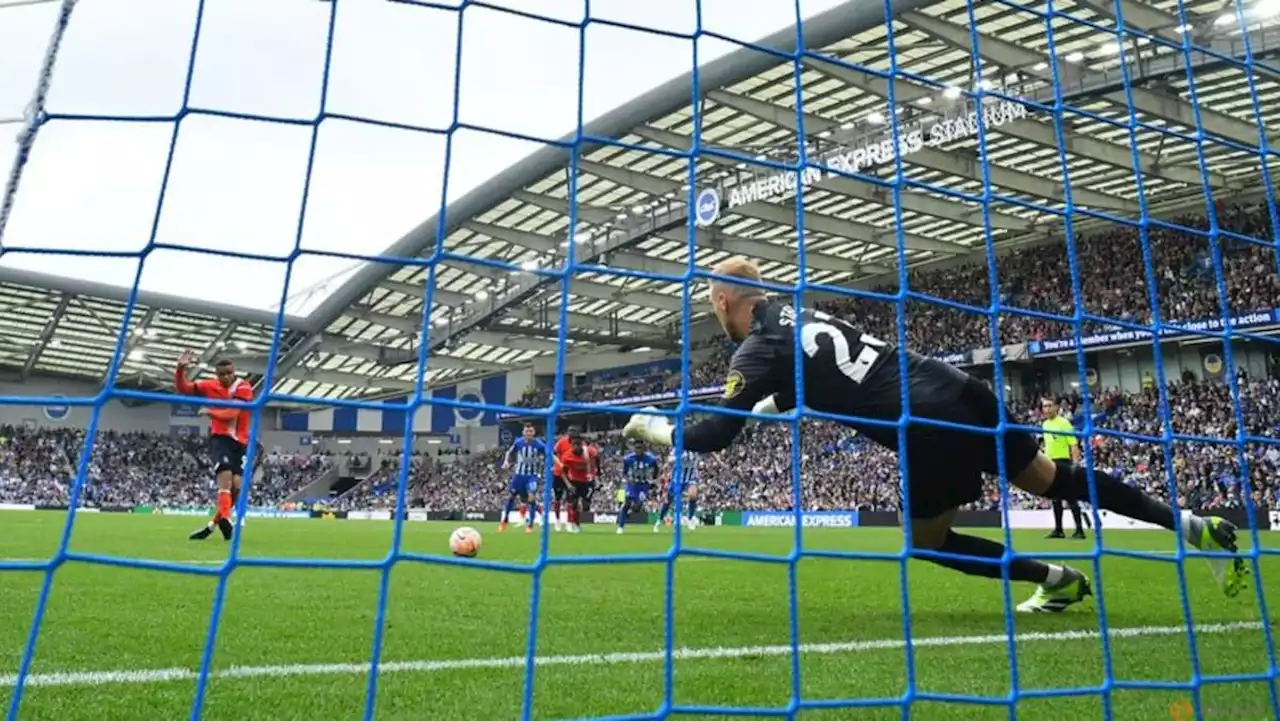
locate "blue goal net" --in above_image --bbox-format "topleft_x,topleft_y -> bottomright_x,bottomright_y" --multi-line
1,0 -> 1278,719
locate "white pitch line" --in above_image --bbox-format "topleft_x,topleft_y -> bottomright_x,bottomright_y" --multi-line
0,620 -> 1265,689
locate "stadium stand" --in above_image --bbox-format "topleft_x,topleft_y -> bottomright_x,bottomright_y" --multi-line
0,427 -> 330,509
3,0 -> 1278,715
12,369 -> 1271,517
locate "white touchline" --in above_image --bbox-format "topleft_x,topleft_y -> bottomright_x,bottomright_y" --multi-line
0,620 -> 1265,689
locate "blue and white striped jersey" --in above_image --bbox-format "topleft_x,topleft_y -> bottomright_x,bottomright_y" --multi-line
670,449 -> 701,487
623,451 -> 660,488
508,437 -> 547,476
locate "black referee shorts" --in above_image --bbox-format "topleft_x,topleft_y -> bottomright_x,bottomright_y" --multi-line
209,434 -> 247,476
900,373 -> 1040,520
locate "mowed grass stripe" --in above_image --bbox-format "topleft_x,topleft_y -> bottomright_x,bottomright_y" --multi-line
2,620 -> 1265,689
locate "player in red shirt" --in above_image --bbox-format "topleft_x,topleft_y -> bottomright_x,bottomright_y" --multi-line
554,429 -> 599,534
549,427 -> 579,531
175,350 -> 256,541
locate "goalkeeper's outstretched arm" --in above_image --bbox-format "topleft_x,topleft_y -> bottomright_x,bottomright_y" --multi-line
625,337 -> 779,453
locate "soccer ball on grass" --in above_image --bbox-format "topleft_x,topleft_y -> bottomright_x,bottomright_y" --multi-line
449,526 -> 482,558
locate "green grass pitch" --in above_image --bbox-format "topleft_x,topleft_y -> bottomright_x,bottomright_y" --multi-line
0,511 -> 1277,720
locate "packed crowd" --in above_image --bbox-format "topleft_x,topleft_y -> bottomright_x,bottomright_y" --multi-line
512,338 -> 736,409
825,200 -> 1279,356
0,425 -> 331,509
329,376 -> 1279,516
1,374 -> 1275,516
513,200 -> 1276,409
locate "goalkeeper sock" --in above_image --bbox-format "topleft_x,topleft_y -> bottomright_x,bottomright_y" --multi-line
1050,461 -> 1175,530
922,532 -> 1054,584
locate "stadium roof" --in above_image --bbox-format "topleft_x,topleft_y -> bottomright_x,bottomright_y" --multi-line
3,0 -> 1278,402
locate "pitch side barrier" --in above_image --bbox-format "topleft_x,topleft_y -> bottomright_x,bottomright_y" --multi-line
497,385 -> 725,422
1027,308 -> 1280,357
10,505 -> 1265,531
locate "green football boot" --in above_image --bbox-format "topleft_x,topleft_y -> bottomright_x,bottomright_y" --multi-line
1190,516 -> 1249,598
1016,566 -> 1092,613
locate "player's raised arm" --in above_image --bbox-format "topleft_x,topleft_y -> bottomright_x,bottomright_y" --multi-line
174,350 -> 199,395
502,439 -> 516,470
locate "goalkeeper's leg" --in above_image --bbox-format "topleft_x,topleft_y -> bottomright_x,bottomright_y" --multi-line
910,506 -> 1091,614
1015,453 -> 1248,598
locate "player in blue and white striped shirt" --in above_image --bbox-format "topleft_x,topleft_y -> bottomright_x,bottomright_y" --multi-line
617,440 -> 660,534
500,423 -> 545,533
655,448 -> 701,532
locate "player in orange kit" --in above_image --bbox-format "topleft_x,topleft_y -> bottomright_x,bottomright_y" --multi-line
554,428 -> 598,534
175,350 -> 256,541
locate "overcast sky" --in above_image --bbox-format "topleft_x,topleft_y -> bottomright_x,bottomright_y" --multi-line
0,0 -> 846,316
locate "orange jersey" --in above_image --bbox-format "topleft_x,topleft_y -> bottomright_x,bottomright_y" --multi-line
556,441 -> 598,483
175,369 -> 254,444
552,436 -> 573,477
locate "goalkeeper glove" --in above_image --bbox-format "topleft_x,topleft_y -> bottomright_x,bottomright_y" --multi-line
623,407 -> 673,447
752,395 -> 779,416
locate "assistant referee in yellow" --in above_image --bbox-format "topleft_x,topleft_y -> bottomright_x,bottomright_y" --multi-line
1041,397 -> 1087,539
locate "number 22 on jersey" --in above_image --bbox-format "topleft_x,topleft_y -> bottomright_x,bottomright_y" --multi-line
801,310 -> 885,384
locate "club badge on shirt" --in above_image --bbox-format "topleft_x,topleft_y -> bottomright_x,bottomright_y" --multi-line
723,370 -> 745,400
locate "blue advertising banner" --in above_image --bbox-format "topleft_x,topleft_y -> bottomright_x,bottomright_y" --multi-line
1028,308 -> 1280,355
498,385 -> 724,420
741,511 -> 859,528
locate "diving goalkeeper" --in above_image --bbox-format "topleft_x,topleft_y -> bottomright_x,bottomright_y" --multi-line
623,258 -> 1248,613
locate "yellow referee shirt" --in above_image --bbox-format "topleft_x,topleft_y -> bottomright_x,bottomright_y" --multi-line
1041,416 -> 1077,460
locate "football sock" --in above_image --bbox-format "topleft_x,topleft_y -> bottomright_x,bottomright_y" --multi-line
658,499 -> 671,521
502,496 -> 515,522
552,500 -> 561,523
1051,499 -> 1065,532
686,499 -> 698,520
216,489 -> 232,521
617,504 -> 627,528
230,484 -> 240,511
1050,460 -> 1175,530
924,531 -> 1053,584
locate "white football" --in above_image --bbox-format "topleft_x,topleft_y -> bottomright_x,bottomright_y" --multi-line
449,526 -> 482,558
